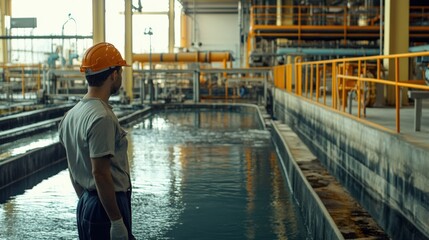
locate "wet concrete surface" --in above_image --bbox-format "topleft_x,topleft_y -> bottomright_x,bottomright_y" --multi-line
298,160 -> 390,239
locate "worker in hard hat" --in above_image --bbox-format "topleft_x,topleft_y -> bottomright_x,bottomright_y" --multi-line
59,42 -> 134,240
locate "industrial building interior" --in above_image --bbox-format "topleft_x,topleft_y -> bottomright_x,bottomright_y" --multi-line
1,0 -> 429,239
0,0 -> 427,108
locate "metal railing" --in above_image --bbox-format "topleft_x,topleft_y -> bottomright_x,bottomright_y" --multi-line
251,5 -> 381,28
0,64 -> 43,100
247,5 -> 429,54
250,5 -> 429,29
134,68 -> 271,104
273,51 -> 429,133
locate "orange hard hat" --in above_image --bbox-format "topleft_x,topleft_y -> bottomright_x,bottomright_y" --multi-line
80,42 -> 130,75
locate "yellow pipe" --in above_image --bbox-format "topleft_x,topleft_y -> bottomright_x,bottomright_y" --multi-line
304,65 -> 309,96
133,51 -> 232,63
357,60 -> 362,118
310,63 -> 314,98
332,63 -> 337,109
323,63 -> 327,104
316,64 -> 320,100
395,58 -> 400,133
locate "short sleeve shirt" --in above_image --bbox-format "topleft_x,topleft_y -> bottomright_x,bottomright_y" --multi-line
58,98 -> 130,192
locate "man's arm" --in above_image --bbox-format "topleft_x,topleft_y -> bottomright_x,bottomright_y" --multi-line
91,156 -> 122,221
92,156 -> 129,239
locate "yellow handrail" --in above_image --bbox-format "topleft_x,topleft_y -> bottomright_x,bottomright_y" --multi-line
273,51 -> 429,133
1,63 -> 43,98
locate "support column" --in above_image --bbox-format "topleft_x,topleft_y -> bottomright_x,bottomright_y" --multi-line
276,0 -> 282,26
168,0 -> 175,53
180,12 -> 188,49
0,0 -> 11,63
92,0 -> 105,44
384,0 -> 409,106
275,0 -> 294,65
124,0 -> 133,102
276,0 -> 293,26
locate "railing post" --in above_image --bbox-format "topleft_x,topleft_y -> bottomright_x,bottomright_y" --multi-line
21,66 -> 25,98
148,78 -> 153,104
332,63 -> 337,109
44,69 -> 49,96
316,64 -> 320,101
341,60 -> 346,112
310,63 -> 314,99
323,63 -> 327,104
395,57 -> 400,133
140,77 -> 145,105
193,69 -> 200,103
37,64 -> 41,91
264,71 -> 267,106
357,60 -> 361,118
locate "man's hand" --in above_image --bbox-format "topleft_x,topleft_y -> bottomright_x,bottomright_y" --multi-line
110,218 -> 128,240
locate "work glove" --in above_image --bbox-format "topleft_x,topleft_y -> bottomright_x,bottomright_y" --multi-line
110,218 -> 129,240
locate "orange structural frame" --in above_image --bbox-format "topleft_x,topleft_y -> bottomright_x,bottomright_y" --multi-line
248,5 -> 429,44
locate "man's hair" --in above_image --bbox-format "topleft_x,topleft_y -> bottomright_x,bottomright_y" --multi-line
85,66 -> 121,87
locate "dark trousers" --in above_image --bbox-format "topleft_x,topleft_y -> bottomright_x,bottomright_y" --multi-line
77,190 -> 134,240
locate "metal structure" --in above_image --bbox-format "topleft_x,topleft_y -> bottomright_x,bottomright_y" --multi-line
273,50 -> 429,133
246,4 -> 429,66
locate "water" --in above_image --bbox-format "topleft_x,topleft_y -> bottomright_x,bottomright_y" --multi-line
0,129 -> 58,161
0,109 -> 310,240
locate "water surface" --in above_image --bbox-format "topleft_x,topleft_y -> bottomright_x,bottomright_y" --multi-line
0,109 -> 310,239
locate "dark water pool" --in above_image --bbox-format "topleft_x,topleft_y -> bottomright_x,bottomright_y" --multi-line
0,109 -> 310,239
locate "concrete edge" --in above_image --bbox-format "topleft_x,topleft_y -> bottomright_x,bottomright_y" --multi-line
0,117 -> 62,143
270,120 -> 344,240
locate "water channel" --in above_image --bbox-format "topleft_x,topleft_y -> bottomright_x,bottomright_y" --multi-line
0,108 -> 311,239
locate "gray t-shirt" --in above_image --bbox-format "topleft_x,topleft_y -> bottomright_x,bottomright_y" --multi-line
58,98 -> 130,192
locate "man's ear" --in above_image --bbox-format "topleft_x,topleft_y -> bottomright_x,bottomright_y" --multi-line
109,70 -> 117,81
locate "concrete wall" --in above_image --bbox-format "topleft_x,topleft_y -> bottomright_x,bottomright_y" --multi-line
270,122 -> 343,240
184,13 -> 240,67
272,88 -> 429,240
0,104 -> 73,131
0,143 -> 66,190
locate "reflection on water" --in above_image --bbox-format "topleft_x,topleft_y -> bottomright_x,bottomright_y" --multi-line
0,109 -> 310,239
129,110 -> 310,239
0,130 -> 58,161
0,170 -> 77,239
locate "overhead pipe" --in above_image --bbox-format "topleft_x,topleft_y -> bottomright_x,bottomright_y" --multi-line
276,47 -> 380,56
409,45 -> 429,52
133,51 -> 233,63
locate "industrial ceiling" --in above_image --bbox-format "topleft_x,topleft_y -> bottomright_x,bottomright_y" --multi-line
177,0 -> 426,15
178,0 -> 240,14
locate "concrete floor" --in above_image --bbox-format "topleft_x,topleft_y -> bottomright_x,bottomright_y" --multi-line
306,94 -> 429,150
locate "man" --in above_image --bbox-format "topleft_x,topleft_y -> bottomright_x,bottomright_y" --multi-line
59,42 -> 134,240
